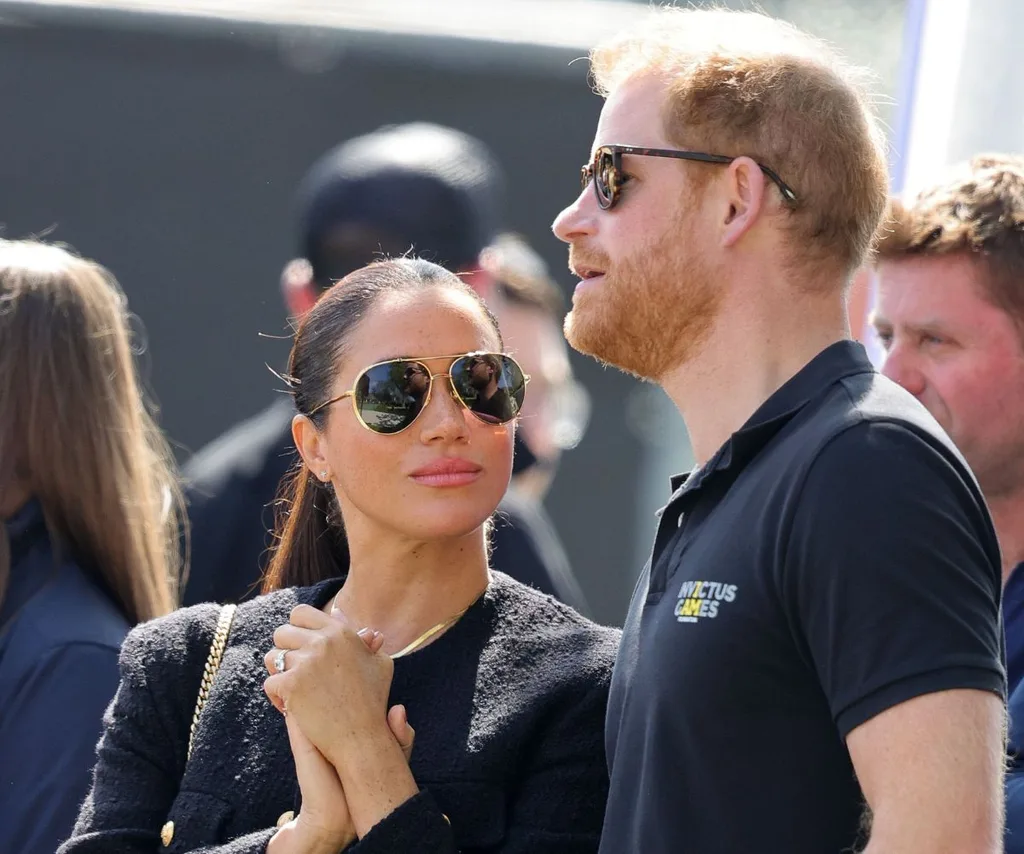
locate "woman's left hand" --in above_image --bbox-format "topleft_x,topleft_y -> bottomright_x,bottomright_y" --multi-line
264,605 -> 396,765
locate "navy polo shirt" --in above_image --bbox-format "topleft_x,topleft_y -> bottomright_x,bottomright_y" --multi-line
600,341 -> 1005,854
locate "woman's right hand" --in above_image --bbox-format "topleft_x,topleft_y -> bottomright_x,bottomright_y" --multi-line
281,712 -> 356,853
266,629 -> 416,853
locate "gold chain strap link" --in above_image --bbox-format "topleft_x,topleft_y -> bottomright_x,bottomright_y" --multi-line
187,603 -> 237,762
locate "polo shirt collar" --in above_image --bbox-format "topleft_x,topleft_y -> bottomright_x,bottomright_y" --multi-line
666,340 -> 875,504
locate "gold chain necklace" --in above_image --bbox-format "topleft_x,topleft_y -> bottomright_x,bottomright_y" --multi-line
331,591 -> 473,660
389,608 -> 470,659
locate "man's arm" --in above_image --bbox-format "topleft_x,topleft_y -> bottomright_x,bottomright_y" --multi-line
848,689 -> 1005,853
783,419 -> 1006,854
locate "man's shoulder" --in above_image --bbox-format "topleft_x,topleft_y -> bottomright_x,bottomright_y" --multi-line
184,400 -> 295,497
783,369 -> 969,481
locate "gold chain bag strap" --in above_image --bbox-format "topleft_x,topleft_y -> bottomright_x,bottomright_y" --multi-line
161,604 -> 238,847
187,603 -> 237,761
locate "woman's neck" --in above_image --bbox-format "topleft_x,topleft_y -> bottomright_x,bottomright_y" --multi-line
332,530 -> 490,657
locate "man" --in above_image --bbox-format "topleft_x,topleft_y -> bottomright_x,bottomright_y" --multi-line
552,8 -> 1005,854
868,155 -> 1024,852
871,155 -> 1024,693
184,122 -> 582,611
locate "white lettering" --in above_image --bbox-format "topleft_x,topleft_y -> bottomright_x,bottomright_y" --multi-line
723,584 -> 737,603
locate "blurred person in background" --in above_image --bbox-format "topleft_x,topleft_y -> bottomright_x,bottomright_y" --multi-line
872,155 -> 1024,692
184,123 -> 585,611
480,233 -> 591,610
869,155 -> 1024,851
0,239 -> 184,854
64,259 -> 617,854
553,8 -> 1005,854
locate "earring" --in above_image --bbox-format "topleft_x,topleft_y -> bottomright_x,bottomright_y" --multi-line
320,470 -> 329,480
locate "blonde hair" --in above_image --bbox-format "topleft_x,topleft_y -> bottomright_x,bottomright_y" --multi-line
875,155 -> 1024,325
0,240 -> 183,623
590,7 -> 889,279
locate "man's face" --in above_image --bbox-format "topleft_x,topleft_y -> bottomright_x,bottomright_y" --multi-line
551,75 -> 721,381
873,253 -> 1024,497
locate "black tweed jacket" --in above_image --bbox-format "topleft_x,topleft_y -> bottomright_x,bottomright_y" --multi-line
60,571 -> 620,853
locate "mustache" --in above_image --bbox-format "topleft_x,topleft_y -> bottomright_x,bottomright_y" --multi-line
567,246 -> 611,278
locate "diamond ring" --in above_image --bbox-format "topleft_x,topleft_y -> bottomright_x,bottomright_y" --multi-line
273,648 -> 287,674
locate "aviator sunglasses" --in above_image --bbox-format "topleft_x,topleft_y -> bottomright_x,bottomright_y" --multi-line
581,144 -> 799,210
309,352 -> 528,435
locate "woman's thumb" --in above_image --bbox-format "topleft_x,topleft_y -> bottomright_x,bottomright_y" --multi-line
388,704 -> 415,762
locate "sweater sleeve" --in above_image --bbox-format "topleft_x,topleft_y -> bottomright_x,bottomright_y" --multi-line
347,680 -> 609,854
57,610 -> 279,854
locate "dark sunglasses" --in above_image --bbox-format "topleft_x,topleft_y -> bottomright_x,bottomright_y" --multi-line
309,352 -> 528,435
580,144 -> 799,210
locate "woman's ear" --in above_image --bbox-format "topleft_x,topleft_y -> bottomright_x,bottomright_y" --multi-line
292,414 -> 331,482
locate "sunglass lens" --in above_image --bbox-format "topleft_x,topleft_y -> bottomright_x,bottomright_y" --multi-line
596,150 -> 616,208
356,361 -> 430,434
451,354 -> 526,425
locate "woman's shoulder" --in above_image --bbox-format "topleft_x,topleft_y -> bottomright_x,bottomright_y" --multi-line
121,580 -> 339,674
486,571 -> 621,668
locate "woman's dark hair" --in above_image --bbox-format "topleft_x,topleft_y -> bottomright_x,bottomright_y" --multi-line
262,257 -> 503,592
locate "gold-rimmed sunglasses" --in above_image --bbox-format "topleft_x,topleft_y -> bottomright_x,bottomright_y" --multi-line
309,352 -> 529,435
581,144 -> 799,210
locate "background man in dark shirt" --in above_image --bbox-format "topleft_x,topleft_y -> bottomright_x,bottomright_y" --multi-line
871,154 -> 1024,693
184,122 -> 586,612
552,7 -> 1005,854
869,155 -> 1024,852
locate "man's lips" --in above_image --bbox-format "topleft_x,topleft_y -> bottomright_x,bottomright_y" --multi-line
571,265 -> 606,280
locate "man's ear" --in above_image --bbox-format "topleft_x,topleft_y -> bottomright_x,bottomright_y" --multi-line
281,258 -> 320,320
719,156 -> 767,248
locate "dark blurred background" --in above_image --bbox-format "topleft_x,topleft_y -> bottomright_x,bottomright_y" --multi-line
0,0 -> 907,624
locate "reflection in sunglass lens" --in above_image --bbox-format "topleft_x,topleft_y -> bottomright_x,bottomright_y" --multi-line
355,361 -> 430,434
451,354 -> 526,425
596,150 -> 618,207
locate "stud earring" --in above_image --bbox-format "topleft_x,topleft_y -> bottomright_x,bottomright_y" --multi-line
320,470 -> 329,480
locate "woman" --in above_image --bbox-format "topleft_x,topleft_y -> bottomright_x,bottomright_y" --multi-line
63,258 -> 618,853
0,239 -> 184,854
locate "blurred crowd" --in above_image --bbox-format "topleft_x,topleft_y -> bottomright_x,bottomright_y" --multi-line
2,5 -> 1024,854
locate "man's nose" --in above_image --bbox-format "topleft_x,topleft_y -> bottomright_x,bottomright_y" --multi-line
880,343 -> 927,398
553,184 -> 598,244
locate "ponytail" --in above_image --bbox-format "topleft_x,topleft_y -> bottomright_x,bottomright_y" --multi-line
261,463 -> 349,592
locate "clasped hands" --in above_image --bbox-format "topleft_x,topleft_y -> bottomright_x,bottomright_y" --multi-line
263,604 -> 418,853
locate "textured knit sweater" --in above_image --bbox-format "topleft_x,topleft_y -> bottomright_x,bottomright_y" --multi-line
60,571 -> 619,853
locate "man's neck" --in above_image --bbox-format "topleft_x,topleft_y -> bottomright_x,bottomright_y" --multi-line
984,492 -> 1024,583
660,290 -> 849,465
332,529 -> 491,656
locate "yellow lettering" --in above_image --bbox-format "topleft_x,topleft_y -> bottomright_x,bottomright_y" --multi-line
680,598 -> 702,617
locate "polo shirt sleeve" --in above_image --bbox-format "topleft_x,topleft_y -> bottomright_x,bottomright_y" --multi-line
781,419 -> 1005,738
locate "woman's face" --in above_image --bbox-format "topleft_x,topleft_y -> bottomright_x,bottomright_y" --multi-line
296,288 -> 515,547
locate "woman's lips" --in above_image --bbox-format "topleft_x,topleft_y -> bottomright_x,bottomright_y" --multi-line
409,458 -> 483,487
